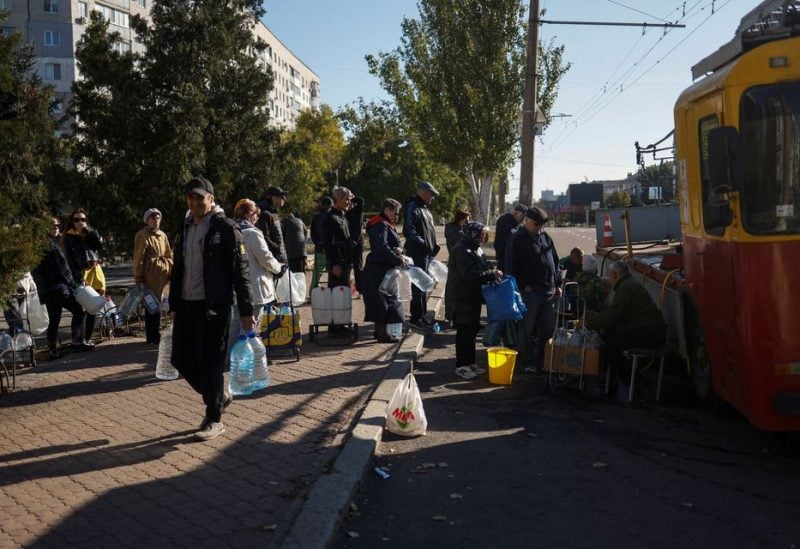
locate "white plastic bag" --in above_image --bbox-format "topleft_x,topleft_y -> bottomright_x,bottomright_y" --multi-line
275,271 -> 307,306
16,273 -> 49,335
385,373 -> 428,437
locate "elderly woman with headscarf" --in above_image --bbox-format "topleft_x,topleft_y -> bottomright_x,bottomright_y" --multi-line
445,221 -> 502,379
133,208 -> 173,344
362,198 -> 406,343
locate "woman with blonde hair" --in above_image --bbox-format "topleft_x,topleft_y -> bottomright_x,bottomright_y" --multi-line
229,199 -> 286,346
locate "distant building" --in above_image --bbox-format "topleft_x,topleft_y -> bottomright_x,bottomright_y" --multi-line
540,189 -> 555,202
0,0 -> 319,128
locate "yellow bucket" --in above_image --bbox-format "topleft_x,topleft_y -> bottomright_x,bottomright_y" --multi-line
487,347 -> 518,385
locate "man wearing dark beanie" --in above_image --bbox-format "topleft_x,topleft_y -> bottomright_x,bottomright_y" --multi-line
505,206 -> 562,373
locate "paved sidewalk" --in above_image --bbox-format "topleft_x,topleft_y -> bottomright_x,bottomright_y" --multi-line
0,299 -> 401,548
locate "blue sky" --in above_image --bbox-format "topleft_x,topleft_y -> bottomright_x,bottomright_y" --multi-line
262,0 -> 762,199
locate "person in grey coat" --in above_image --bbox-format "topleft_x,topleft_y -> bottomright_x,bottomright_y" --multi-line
281,212 -> 308,273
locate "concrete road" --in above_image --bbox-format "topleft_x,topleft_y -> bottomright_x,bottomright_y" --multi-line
332,331 -> 800,548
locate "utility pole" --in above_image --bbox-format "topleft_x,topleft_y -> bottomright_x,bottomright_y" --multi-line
518,0 -> 539,207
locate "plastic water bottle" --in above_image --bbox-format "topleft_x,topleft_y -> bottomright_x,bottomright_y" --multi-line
249,330 -> 270,390
432,322 -> 441,333
228,334 -> 254,395
155,324 -> 179,380
397,270 -> 411,303
13,331 -> 33,351
387,323 -> 403,338
0,331 -> 12,351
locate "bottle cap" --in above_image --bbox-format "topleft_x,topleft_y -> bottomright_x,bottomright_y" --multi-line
246,330 -> 256,338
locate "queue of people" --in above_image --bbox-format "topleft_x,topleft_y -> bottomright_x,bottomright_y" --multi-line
23,172 -> 666,442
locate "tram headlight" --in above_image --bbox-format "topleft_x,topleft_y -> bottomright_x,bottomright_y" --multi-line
769,56 -> 789,69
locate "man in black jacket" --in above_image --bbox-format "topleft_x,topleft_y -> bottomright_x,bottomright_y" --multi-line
310,196 -> 332,289
256,186 -> 288,263
403,181 -> 441,329
324,186 -> 354,289
169,176 -> 254,441
493,204 -> 527,271
505,206 -> 562,373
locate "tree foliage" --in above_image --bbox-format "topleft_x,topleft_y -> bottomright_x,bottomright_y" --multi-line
276,105 -> 345,218
636,160 -> 675,203
0,17 -> 57,300
337,99 -> 465,218
65,1 -> 278,254
606,190 -> 632,208
366,0 -> 569,222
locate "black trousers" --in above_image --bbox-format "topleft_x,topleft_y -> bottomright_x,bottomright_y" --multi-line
409,253 -> 429,322
327,263 -> 351,289
455,322 -> 481,367
44,290 -> 84,347
144,311 -> 161,344
171,300 -> 231,423
600,327 -> 665,383
288,257 -> 306,273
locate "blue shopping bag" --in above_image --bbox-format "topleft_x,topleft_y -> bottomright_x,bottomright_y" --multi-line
481,275 -> 527,322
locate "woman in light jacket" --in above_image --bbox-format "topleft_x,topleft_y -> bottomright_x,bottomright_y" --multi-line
229,199 -> 286,348
133,208 -> 173,344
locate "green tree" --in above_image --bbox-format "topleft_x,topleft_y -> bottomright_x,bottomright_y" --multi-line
0,18 -> 56,300
636,160 -> 675,203
606,190 -> 632,208
67,1 -> 277,254
337,99 -> 465,218
278,105 -> 345,218
367,0 -> 569,222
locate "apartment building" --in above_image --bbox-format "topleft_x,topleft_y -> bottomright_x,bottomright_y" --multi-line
0,0 -> 319,128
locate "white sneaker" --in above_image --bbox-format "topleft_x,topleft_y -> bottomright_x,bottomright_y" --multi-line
471,365 -> 487,375
455,366 -> 477,380
195,421 -> 225,441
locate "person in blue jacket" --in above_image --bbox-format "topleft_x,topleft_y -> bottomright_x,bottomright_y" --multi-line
402,181 -> 440,330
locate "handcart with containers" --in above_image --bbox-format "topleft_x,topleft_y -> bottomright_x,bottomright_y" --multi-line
260,271 -> 304,362
309,284 -> 359,345
544,281 -> 605,394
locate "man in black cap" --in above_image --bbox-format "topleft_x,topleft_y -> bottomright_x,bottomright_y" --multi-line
168,176 -> 254,441
256,186 -> 288,263
403,180 -> 441,329
505,206 -> 562,373
310,196 -> 333,289
494,204 -> 527,272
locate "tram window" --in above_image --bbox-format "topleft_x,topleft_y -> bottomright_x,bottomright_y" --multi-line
698,115 -> 727,236
740,82 -> 800,235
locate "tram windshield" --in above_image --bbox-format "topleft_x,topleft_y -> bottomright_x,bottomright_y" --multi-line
740,81 -> 800,235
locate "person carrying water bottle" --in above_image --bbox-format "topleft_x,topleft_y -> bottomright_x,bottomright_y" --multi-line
168,177 -> 254,442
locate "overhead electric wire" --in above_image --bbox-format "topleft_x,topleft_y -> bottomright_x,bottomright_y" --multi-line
544,0 -> 727,154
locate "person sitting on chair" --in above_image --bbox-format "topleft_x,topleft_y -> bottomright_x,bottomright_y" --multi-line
578,261 -> 666,384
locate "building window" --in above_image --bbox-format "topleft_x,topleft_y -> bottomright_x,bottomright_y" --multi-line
0,0 -> 8,9
78,1 -> 88,17
44,0 -> 59,13
95,4 -> 130,28
112,41 -> 131,54
0,27 -> 14,37
138,0 -> 146,6
44,63 -> 61,81
51,99 -> 64,115
44,30 -> 61,46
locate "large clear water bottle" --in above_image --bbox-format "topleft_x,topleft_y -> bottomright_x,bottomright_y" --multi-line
0,330 -> 12,351
397,269 -> 412,302
228,334 -> 254,395
406,266 -> 435,292
155,324 -> 179,380
249,330 -> 270,390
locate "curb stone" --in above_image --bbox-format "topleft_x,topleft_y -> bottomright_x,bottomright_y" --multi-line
280,285 -> 445,549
